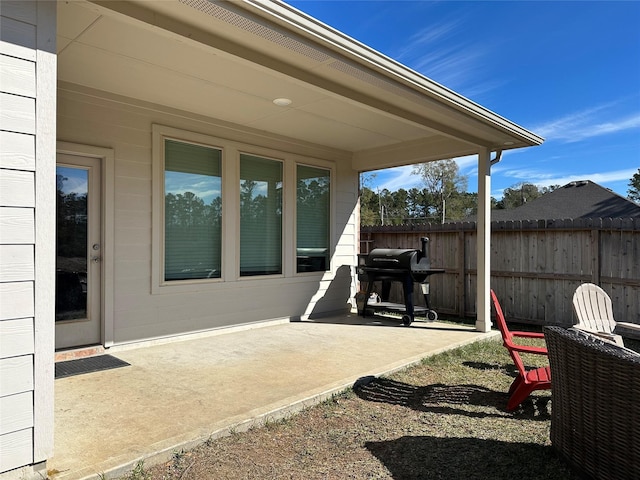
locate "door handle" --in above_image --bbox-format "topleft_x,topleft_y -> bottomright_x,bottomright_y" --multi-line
91,256 -> 102,263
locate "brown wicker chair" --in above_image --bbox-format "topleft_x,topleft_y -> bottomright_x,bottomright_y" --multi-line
544,326 -> 640,480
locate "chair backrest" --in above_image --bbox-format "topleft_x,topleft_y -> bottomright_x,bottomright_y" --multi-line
490,289 -> 526,375
544,326 -> 640,480
490,289 -> 514,344
572,283 -> 616,333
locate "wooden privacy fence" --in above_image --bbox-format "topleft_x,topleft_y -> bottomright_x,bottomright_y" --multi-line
360,218 -> 640,327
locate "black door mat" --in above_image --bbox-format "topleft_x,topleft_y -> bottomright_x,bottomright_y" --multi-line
55,354 -> 130,379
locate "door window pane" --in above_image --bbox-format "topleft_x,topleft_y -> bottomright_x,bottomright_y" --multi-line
297,165 -> 330,272
240,154 -> 282,276
56,167 -> 88,320
165,139 -> 222,281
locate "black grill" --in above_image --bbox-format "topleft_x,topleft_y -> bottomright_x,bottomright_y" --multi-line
357,237 -> 444,326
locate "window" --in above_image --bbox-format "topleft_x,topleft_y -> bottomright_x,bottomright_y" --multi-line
164,139 -> 222,281
154,125 -> 334,289
240,154 -> 282,276
297,165 -> 330,272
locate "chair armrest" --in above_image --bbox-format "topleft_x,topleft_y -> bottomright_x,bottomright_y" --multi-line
510,344 -> 548,355
616,322 -> 640,332
512,331 -> 545,339
572,326 -> 625,347
614,323 -> 640,342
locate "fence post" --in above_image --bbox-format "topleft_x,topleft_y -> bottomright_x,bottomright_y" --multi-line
457,229 -> 465,317
591,228 -> 601,285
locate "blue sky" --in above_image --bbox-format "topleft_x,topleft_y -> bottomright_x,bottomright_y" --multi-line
287,0 -> 640,200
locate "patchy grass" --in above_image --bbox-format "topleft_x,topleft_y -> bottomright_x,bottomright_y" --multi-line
139,336 -> 577,480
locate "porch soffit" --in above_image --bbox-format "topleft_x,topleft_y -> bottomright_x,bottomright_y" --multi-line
58,0 -> 542,171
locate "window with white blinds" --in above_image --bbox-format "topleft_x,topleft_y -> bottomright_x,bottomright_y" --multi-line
164,139 -> 222,281
296,165 -> 330,273
239,154 -> 282,276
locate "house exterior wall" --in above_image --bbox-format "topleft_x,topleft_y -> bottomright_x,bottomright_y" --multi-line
0,0 -> 55,476
57,85 -> 359,346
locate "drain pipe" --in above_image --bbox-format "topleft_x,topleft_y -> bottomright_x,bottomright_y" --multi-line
490,149 -> 503,167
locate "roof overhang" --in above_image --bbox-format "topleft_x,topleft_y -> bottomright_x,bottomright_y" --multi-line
57,0 -> 543,170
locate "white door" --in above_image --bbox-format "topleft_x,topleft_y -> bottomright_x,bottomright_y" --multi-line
55,154 -> 102,349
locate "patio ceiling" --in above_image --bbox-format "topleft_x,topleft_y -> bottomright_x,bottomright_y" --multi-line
57,0 -> 543,171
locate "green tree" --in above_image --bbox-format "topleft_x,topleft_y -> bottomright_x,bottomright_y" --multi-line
384,189 -> 410,225
56,175 -> 87,257
360,171 -> 377,191
165,191 -> 208,226
412,159 -> 468,223
496,183 -> 560,209
377,188 -> 393,225
359,186 -> 380,225
406,188 -> 429,219
359,173 -> 381,225
497,183 -> 540,209
628,169 -> 640,203
540,184 -> 561,195
446,191 -> 479,220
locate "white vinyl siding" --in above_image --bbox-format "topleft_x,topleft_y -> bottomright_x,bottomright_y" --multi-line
0,4 -> 36,473
0,1 -> 56,472
72,90 -> 355,343
0,14 -> 35,477
0,318 -> 34,358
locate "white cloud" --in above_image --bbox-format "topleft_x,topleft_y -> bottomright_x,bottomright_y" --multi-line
391,17 -> 501,99
376,166 -> 419,192
454,155 -> 478,171
58,167 -> 87,195
372,156 -> 480,192
166,173 -> 221,204
489,167 -> 637,198
398,22 -> 463,56
530,169 -> 638,189
532,104 -> 640,143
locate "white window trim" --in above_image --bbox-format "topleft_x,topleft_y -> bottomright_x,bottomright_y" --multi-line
152,125 -> 227,294
152,124 -> 335,295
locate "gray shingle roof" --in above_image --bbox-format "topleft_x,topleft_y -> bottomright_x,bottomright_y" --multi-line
490,180 -> 640,221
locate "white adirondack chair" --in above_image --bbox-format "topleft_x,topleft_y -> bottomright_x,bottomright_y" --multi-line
572,283 -> 640,346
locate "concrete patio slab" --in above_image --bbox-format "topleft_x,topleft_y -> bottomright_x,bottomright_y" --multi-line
50,314 -> 499,480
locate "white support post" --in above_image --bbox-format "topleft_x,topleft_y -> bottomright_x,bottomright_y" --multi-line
476,148 -> 492,332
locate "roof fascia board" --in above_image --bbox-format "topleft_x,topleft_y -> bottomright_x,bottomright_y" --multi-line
242,0 -> 544,147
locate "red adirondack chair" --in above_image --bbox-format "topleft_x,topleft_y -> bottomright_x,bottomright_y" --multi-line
490,290 -> 551,411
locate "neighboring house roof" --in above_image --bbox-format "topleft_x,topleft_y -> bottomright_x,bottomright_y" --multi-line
490,180 -> 640,221
57,0 -> 542,172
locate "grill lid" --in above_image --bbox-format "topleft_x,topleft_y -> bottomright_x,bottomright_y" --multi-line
358,237 -> 442,283
362,237 -> 432,273
366,248 -> 418,271
365,240 -> 432,273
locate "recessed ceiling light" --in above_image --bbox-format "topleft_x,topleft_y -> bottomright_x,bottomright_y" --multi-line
273,97 -> 292,106
503,141 -> 515,146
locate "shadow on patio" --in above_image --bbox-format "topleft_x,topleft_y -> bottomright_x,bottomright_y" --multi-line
50,313 -> 498,480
